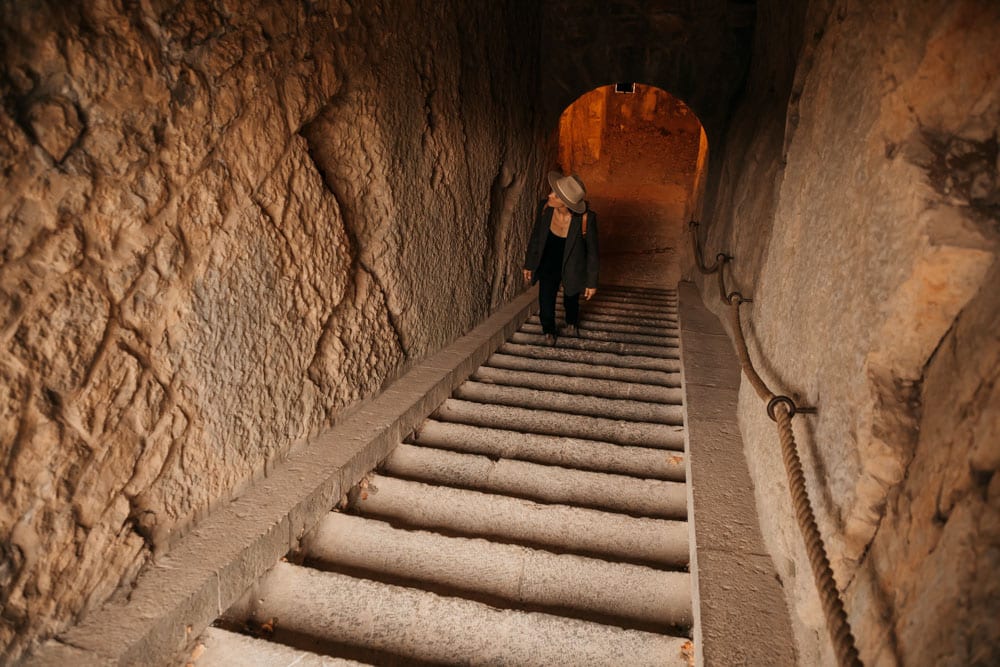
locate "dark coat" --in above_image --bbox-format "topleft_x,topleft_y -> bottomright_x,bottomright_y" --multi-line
523,200 -> 599,296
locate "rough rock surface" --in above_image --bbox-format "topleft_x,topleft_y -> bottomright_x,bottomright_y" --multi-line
0,1 -> 544,660
691,0 -> 1000,664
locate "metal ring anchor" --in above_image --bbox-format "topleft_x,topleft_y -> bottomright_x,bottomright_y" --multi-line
727,291 -> 752,305
766,395 -> 798,421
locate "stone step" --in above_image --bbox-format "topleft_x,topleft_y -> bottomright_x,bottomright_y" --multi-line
560,308 -> 679,328
410,420 -> 686,482
433,399 -> 686,450
383,443 -> 687,519
498,342 -> 681,372
598,285 -> 677,300
527,314 -> 678,337
596,296 -> 679,307
486,351 -> 681,387
521,321 -> 678,346
510,332 -> 679,359
568,306 -> 679,325
198,282 -> 698,665
589,298 -> 679,314
600,283 -> 677,297
595,286 -> 679,304
581,301 -> 679,318
472,364 -> 684,403
193,627 -> 369,667
593,294 -> 679,309
564,292 -> 678,309
302,513 -> 693,628
353,475 -> 689,567
453,381 -> 684,426
236,562 -> 690,666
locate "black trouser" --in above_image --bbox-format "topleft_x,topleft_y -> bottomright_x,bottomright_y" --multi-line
538,277 -> 579,335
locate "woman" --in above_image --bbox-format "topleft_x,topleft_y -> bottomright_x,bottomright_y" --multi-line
522,172 -> 599,345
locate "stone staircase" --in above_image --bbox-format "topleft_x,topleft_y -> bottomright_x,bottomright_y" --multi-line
192,286 -> 695,666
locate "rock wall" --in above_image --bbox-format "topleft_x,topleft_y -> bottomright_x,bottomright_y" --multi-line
0,0 -> 544,660
691,0 -> 1000,664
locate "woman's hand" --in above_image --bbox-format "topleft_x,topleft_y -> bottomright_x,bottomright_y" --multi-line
522,269 -> 532,283
584,287 -> 596,300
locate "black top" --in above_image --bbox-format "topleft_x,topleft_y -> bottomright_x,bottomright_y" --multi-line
537,230 -> 566,281
523,201 -> 599,295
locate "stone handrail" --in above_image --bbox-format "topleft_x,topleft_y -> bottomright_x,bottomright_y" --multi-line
688,221 -> 863,667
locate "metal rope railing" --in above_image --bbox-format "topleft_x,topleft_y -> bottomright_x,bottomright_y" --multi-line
689,221 -> 863,667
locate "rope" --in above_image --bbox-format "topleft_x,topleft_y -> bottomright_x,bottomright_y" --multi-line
688,221 -> 863,667
691,220 -> 732,301
725,295 -> 772,401
775,404 -> 862,667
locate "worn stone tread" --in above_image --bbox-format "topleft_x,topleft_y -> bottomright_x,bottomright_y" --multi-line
194,285 -> 699,664
486,351 -> 681,387
510,332 -> 680,358
410,420 -> 686,481
193,627 -> 367,667
433,398 -> 686,450
521,321 -> 678,346
527,314 -> 678,337
383,443 -> 687,518
354,475 -> 689,566
472,364 -> 684,403
453,380 -> 685,425
240,563 -> 691,666
302,513 -> 692,627
498,342 -> 681,372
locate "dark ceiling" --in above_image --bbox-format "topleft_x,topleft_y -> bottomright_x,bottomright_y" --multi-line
540,0 -> 756,139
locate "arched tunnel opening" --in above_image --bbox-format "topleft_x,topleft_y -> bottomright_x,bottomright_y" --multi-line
0,1 -> 998,665
555,83 -> 708,287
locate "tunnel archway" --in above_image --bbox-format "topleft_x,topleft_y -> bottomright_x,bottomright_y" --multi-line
555,84 -> 708,288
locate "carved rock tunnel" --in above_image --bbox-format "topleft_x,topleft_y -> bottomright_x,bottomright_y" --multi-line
1,1 -> 998,666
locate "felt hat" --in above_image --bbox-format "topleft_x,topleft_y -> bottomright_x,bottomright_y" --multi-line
547,171 -> 588,214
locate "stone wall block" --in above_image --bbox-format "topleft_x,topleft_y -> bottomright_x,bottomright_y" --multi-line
894,499 -> 979,664
0,109 -> 37,205
0,1 -> 545,659
71,335 -> 143,432
121,405 -> 189,505
251,137 -> 351,316
970,486 -> 1000,662
170,162 -> 236,273
158,73 -> 217,189
969,381 -> 1000,475
9,275 -> 109,396
25,97 -> 82,163
217,91 -> 290,193
69,378 -> 167,530
867,239 -> 996,383
696,0 -> 1000,663
26,225 -> 84,282
842,560 -> 900,667
863,257 -> 1000,663
308,267 -> 405,410
2,197 -> 62,274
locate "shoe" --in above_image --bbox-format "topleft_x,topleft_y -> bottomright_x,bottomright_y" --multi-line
544,333 -> 557,346
565,324 -> 580,337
